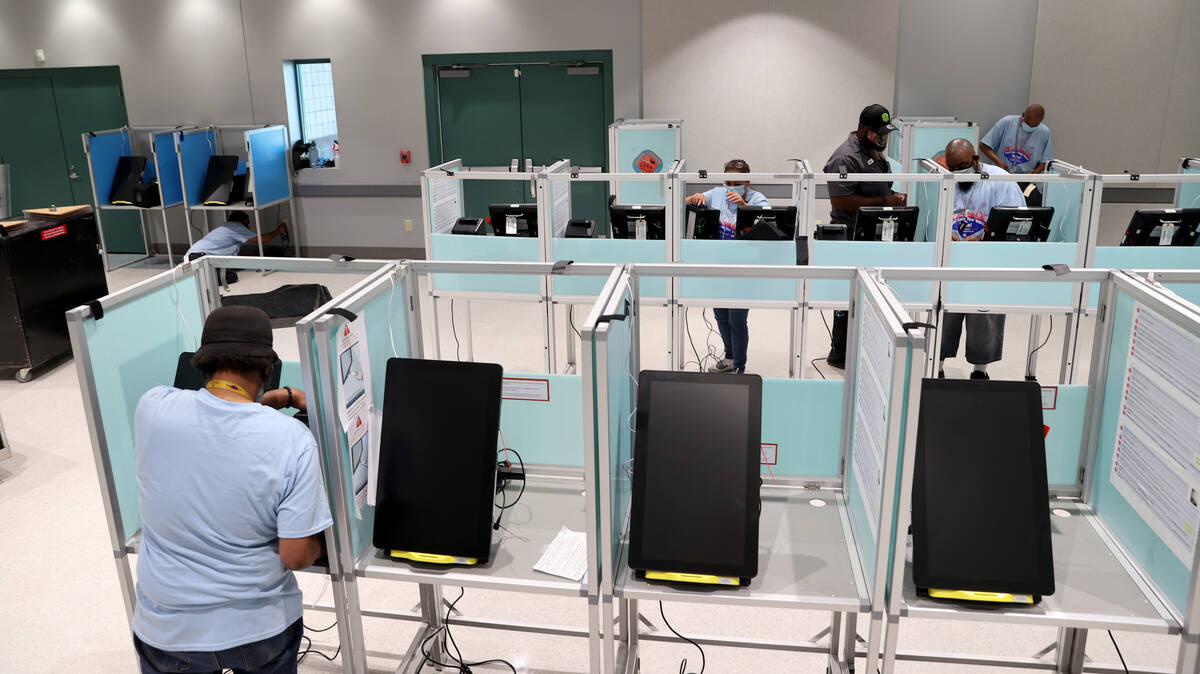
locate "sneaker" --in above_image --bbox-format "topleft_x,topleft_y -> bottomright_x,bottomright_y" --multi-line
970,370 -> 990,380
708,358 -> 735,373
938,370 -> 946,378
826,349 -> 845,369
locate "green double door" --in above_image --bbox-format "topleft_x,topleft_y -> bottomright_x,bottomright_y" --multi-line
0,67 -> 141,252
432,56 -> 611,232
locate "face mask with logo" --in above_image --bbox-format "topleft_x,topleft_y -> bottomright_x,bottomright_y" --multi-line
725,184 -> 746,196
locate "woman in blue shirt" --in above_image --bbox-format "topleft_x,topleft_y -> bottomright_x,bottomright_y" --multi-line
684,158 -> 769,373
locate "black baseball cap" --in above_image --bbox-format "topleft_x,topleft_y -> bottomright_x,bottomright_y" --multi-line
860,104 -> 897,135
193,306 -> 277,362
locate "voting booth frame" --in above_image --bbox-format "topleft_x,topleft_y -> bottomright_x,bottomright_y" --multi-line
420,155 -> 1200,390
72,259 -> 1200,674
81,123 -> 300,271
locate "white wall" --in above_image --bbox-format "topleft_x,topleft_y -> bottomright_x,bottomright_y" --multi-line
642,0 -> 899,173
1030,0 -> 1200,173
0,0 -> 643,254
894,0 -> 1039,134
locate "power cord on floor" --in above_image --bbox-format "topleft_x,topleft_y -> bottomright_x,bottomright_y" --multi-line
568,306 -> 582,340
810,357 -> 827,380
450,299 -> 462,361
1025,315 -> 1054,377
418,587 -> 517,673
297,633 -> 341,664
682,307 -> 722,372
1108,630 -> 1129,674
658,601 -> 705,674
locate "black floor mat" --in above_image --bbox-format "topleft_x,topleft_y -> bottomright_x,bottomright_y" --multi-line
220,284 -> 333,328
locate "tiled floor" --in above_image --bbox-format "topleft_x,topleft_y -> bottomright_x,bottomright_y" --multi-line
0,257 -> 1181,673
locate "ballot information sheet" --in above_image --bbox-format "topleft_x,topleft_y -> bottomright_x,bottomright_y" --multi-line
533,526 -> 588,582
335,315 -> 375,518
1109,302 -> 1200,564
851,301 -> 893,537
552,179 -> 571,237
429,177 -> 460,234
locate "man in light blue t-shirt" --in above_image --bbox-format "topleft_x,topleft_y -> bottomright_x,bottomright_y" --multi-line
684,158 -> 770,374
981,105 -> 1051,206
186,211 -> 287,283
132,305 -> 330,674
941,138 -> 1026,380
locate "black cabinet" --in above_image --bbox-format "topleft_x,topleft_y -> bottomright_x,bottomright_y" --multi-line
0,212 -> 108,380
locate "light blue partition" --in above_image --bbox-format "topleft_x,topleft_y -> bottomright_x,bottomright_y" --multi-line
87,130 -> 133,204
1090,291 -> 1190,613
602,286 -> 635,573
759,378 -> 843,477
246,126 -> 291,205
317,278 -> 412,560
946,242 -> 1078,307
615,128 -> 675,205
1090,248 -> 1200,307
551,239 -> 667,298
678,240 -> 796,300
180,129 -> 217,207
1043,177 -> 1082,242
430,234 -> 542,294
1179,163 -> 1200,210
910,127 -> 969,170
279,360 -> 304,389
811,242 -> 936,305
913,167 -> 941,242
152,130 -> 184,206
81,272 -> 203,537
1044,385 -> 1088,486
498,373 -> 584,467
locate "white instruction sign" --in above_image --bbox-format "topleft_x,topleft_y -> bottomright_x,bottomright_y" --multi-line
503,377 -> 550,402
1109,303 -> 1200,564
429,177 -> 460,234
335,315 -> 373,433
850,302 -> 892,537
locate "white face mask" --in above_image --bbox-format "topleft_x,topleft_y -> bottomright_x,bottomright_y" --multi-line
1020,121 -> 1036,133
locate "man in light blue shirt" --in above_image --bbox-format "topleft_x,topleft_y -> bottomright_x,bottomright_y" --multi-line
684,158 -> 770,374
186,211 -> 287,283
980,105 -> 1052,176
941,139 -> 1026,380
132,305 -> 330,674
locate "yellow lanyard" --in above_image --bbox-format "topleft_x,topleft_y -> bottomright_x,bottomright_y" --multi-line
206,379 -> 254,402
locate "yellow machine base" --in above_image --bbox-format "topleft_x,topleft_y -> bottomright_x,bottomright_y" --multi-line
389,550 -> 478,565
645,571 -> 740,586
928,589 -> 1033,604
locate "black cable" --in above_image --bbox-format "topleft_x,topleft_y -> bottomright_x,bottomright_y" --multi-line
810,357 -> 827,380
658,601 -> 705,674
418,587 -> 517,673
1107,630 -> 1129,674
820,310 -> 833,339
1025,315 -> 1054,375
493,447 -> 526,531
568,306 -> 582,340
450,299 -> 462,361
304,620 -> 338,633
296,634 -> 341,664
683,307 -> 705,372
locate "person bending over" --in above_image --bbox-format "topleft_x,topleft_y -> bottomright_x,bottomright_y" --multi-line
684,158 -> 769,374
185,210 -> 287,283
822,104 -> 907,368
940,138 -> 1026,380
131,305 -> 330,674
980,104 -> 1052,205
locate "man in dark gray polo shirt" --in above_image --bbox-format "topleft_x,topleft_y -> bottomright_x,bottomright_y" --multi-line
820,104 -> 907,367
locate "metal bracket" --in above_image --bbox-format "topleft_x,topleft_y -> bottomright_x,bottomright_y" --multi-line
1042,263 -> 1071,276
551,260 -> 574,275
1125,170 -> 1141,181
698,169 -> 708,179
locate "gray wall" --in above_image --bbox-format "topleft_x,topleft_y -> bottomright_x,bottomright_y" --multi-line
894,0 -> 1039,134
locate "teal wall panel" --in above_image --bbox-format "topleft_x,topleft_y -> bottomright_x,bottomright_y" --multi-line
811,241 -> 937,305
498,374 -> 584,467
679,240 -> 797,301
760,378 -> 844,478
946,242 -> 1077,307
430,233 -> 542,294
551,238 -> 666,298
615,127 -> 675,205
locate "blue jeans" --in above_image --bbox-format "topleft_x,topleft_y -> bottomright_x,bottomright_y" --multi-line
134,619 -> 302,674
940,312 -> 1005,365
713,308 -> 749,372
188,251 -> 239,283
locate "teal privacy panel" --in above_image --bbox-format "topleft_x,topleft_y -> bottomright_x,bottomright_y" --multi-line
1090,292 -> 1191,614
279,361 -> 304,389
84,273 -> 204,537
246,126 -> 291,205
811,241 -> 937,305
152,131 -> 184,206
615,127 -> 675,205
1179,164 -> 1200,210
1043,385 -> 1088,486
430,233 -> 542,294
759,378 -> 844,478
910,127 -> 970,170
497,374 -> 583,467
1089,247 -> 1200,307
1042,178 -> 1083,242
322,279 -> 412,560
603,288 -> 635,567
912,171 -> 941,242
180,130 -> 217,207
551,238 -> 666,298
946,242 -> 1078,307
678,240 -> 797,300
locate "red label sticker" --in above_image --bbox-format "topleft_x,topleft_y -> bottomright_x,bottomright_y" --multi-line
40,224 -> 67,241
502,377 -> 550,402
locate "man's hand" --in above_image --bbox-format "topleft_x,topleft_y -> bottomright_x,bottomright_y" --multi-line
951,230 -> 962,241
261,387 -> 307,412
726,191 -> 747,206
967,230 -> 985,241
275,222 -> 289,236
884,192 -> 907,207
685,193 -> 707,207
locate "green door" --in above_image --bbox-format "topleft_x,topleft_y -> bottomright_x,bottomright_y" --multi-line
518,64 -> 609,232
0,78 -> 73,214
437,66 -> 527,223
54,67 -> 143,253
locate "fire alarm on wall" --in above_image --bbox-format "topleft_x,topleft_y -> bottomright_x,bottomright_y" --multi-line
400,149 -> 411,164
